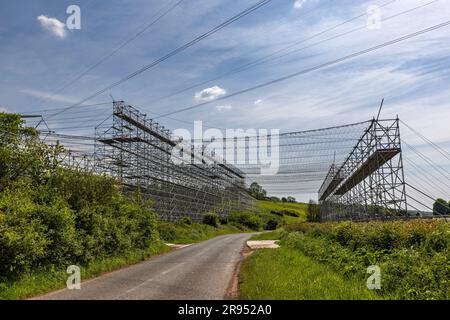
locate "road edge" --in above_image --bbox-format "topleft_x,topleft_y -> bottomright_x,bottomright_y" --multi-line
224,238 -> 255,300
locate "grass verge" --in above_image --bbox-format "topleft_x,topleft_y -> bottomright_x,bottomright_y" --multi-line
249,229 -> 286,241
239,247 -> 381,300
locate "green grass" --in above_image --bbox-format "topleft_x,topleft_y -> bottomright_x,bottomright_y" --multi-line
239,247 -> 381,300
281,221 -> 450,300
250,229 -> 286,240
256,200 -> 307,223
0,242 -> 170,300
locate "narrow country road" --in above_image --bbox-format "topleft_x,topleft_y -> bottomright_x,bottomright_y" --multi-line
34,233 -> 252,300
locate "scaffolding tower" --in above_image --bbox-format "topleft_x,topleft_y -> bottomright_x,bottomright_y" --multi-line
94,101 -> 253,221
319,118 -> 407,220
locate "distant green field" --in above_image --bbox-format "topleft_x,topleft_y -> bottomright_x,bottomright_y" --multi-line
256,200 -> 308,223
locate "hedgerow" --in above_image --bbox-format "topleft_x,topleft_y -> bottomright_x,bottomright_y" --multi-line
281,220 -> 450,299
0,174 -> 158,281
0,113 -> 159,281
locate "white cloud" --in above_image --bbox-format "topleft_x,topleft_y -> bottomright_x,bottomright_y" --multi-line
194,86 -> 226,102
293,0 -> 308,9
21,89 -> 78,104
0,106 -> 8,113
37,15 -> 67,39
254,99 -> 263,105
216,105 -> 232,112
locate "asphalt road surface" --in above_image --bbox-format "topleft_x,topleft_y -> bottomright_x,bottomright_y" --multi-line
35,233 -> 252,300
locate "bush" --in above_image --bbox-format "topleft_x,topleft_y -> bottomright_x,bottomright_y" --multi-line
47,169 -> 119,212
433,198 -> 450,215
0,183 -> 88,278
286,220 -> 449,252
202,213 -> 219,227
179,217 -> 193,225
264,219 -> 279,230
281,210 -> 299,218
219,216 -> 228,225
0,173 -> 158,281
0,113 -> 60,191
229,212 -> 263,230
270,210 -> 284,217
157,222 -> 178,242
280,220 -> 450,299
0,114 -> 159,282
0,192 -> 50,279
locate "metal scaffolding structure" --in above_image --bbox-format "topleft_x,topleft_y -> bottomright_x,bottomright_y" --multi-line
20,101 -> 445,221
94,101 -> 253,221
318,118 -> 408,220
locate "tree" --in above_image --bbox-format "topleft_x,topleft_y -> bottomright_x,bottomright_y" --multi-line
281,197 -> 287,202
286,196 -> 296,203
433,198 -> 449,215
202,213 -> 219,227
249,182 -> 267,200
0,113 -> 62,190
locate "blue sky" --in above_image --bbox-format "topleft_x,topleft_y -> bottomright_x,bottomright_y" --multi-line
0,0 -> 449,202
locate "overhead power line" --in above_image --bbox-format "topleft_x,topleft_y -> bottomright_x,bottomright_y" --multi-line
400,119 -> 450,160
153,19 -> 450,119
30,0 -> 438,132
402,139 -> 449,177
154,0 -> 400,102
153,0 -> 439,104
407,182 -> 450,212
29,0 -> 185,110
46,0 -> 273,119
